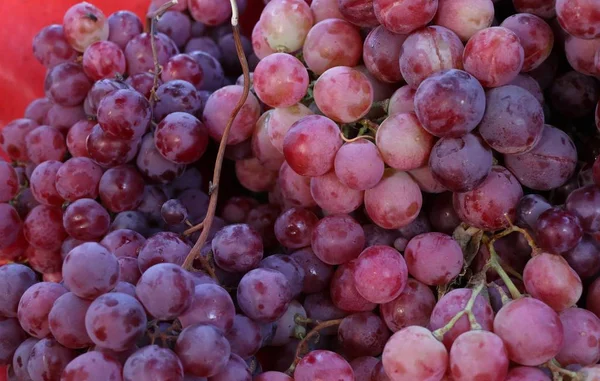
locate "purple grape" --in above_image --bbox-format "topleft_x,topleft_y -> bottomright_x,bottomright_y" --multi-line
17,282 -> 67,338
63,199 -> 111,240
0,264 -> 37,318
12,337 -> 38,380
126,73 -> 162,100
107,10 -> 143,49
175,324 -> 231,377
84,78 -> 131,117
517,194 -> 552,230
101,229 -> 146,258
97,89 -> 151,141
137,232 -> 191,272
338,312 -> 391,358
117,257 -> 142,285
211,224 -> 264,273
99,165 -> 145,213
535,207 -> 583,254
189,51 -> 226,91
153,80 -> 203,122
290,247 -> 334,294
48,292 -> 93,349
237,268 -> 293,323
24,98 -> 52,125
44,62 -> 92,107
23,205 -> 65,251
185,37 -> 222,61
82,40 -> 126,80
110,211 -> 150,236
259,254 -> 305,298
136,133 -> 186,183
124,32 -> 175,76
156,11 -> 192,48
123,345 -> 184,381
210,354 -> 252,381
26,338 -> 75,381
0,318 -> 27,365
226,314 -> 262,359
154,112 -> 209,164
566,185 -> 600,233
61,351 -> 124,381
178,284 -> 236,332
55,157 -> 103,202
87,124 -> 141,168
62,242 -> 119,299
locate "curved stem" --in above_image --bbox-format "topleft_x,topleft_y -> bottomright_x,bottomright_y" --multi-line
148,0 -> 178,105
486,238 -> 522,300
286,319 -> 343,375
432,282 -> 485,341
181,0 -> 249,274
339,132 -> 375,143
546,359 -> 582,381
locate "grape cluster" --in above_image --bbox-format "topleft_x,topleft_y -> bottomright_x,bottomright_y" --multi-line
1,0 -> 600,380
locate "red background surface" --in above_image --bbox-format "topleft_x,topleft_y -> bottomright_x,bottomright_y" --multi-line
0,0 -> 264,378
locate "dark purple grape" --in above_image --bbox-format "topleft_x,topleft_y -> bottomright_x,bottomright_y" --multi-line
189,51 -> 226,91
153,80 -> 203,122
566,185 -> 600,233
137,185 -> 168,222
175,324 -> 231,377
87,124 -> 141,168
290,248 -> 334,294
0,264 -> 37,318
517,194 -> 552,230
427,192 -> 461,235
97,89 -> 151,141
156,11 -> 192,48
136,134 -> 186,183
63,199 -> 111,240
155,112 -> 209,164
536,207 -> 583,254
161,199 -> 189,225
563,235 -> 600,279
98,165 -> 145,213
338,312 -> 390,358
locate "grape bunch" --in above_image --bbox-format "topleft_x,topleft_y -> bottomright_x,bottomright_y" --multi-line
1,0 -> 600,380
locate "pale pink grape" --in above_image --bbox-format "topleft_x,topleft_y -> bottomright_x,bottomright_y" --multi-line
253,53 -> 309,108
433,0 -> 494,41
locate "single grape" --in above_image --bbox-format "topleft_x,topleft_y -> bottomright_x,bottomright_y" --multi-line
63,199 -> 111,240
178,283 -> 236,332
124,32 -> 174,76
175,324 -> 230,377
274,207 -> 319,249
211,224 -> 263,273
267,105 -> 314,154
556,0 -> 600,39
100,229 -> 146,258
404,232 -> 463,286
508,74 -> 545,104
433,0 -> 494,41
97,89 -> 151,141
185,36 -> 221,58
187,0 -> 231,25
493,297 -> 564,366
48,292 -> 92,349
63,2 -> 109,52
98,165 -> 145,213
125,73 -> 162,100
66,120 -> 95,158
27,338 -> 75,381
535,207 -> 583,254
362,26 -> 406,83
12,337 -> 38,380
24,98 -> 52,125
156,10 -> 192,49
311,214 -> 365,266
0,118 -> 38,162
294,350 -> 354,381
82,40 -> 126,80
107,10 -> 143,49
338,312 -> 390,358
235,158 -> 279,193
23,205 -> 65,251
117,257 -> 141,285
449,331 -> 509,381
517,194 -> 552,230
110,211 -> 150,236
0,264 -> 37,318
237,268 -> 293,323
44,62 -> 92,107
161,199 -> 188,225
334,140 -> 384,191
137,232 -> 191,272
260,255 -> 305,298
188,51 -> 226,92
563,235 -> 600,279
17,282 -> 67,338
555,308 -> 600,367
290,248 -> 334,294
32,24 -> 78,68
373,0 -> 438,34
136,133 -> 185,183
62,242 -> 119,299
566,185 -> 600,233
352,246 -> 408,304
330,261 -> 377,313
55,157 -> 103,201
226,314 -> 262,359
162,53 -> 204,89
254,53 -> 309,108
260,0 -> 313,53
500,14 -> 554,72
380,278 -> 436,332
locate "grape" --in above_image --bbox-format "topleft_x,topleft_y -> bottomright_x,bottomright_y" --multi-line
260,0 -> 313,53
380,278 -> 436,332
136,134 -> 185,183
99,165 -> 145,213
0,318 -> 26,365
27,338 -> 75,381
55,157 -> 103,201
177,189 -> 209,223
290,248 -> 334,294
222,197 -> 258,225
330,261 -> 377,312
566,185 -> 600,233
202,85 -> 261,144
294,350 -> 354,381
100,229 -> 145,258
187,0 -> 231,25
110,211 -> 150,236
162,54 -> 204,89
373,0 -> 437,34
351,246 -> 407,304
507,366 -> 552,381
479,85 -> 544,154
137,232 -> 191,272
563,235 -> 600,279
408,166 -> 447,194
156,11 -> 192,49
24,245 -> 61,273
463,27 -> 524,87
97,89 -> 151,141
0,264 -> 37,318
82,40 -> 126,80
399,26 -> 464,89
47,292 -> 92,349
65,120 -> 94,158
535,207 -> 583,254
124,73 -> 161,100
161,199 -> 188,225
260,255 -> 305,298
449,331 -> 509,381
251,21 -> 276,60
44,63 -> 92,107
188,51 -> 226,92
554,307 -> 600,367
362,26 -> 406,83
179,284 -> 236,332
255,371 -> 294,381
274,207 -> 318,249
62,242 -> 119,299
210,354 -> 252,381
154,111 -> 208,165
517,194 -> 552,230
85,292 -> 147,351
304,292 -> 348,335
169,167 -> 203,195
387,86 -> 415,115
63,199 -> 111,240
117,257 -> 141,284
453,165 -> 523,231
137,185 -> 168,222
313,66 -> 373,123
0,162 -> 17,203
382,326 -> 448,381
17,282 -> 67,338
25,98 -> 52,125
226,314 -> 262,359
61,351 -> 123,381
549,71 -> 600,118
513,0 -> 556,18
12,337 -> 38,380
337,0 -> 379,27
237,268 -> 293,323
211,224 -> 263,273
364,169 -> 423,229
85,78 -> 131,116
376,113 -> 435,170
433,0 -> 494,41
176,324 -> 230,377
185,37 -> 221,59
508,74 -> 545,104
311,214 -> 365,266
429,289 -> 492,346
334,140 -> 384,191
107,10 -> 143,49
302,19 -> 362,75
556,0 -> 600,39
349,357 -> 378,381
25,125 -> 66,164
504,125 -> 577,191
404,232 -> 463,286
337,312 -> 390,358
252,112 -> 285,171
235,158 -> 278,193
32,24 -> 78,68
124,33 -> 174,76
494,297 -> 564,366
0,118 -> 38,162
270,300 -> 307,346
253,53 -> 308,108
267,104 -> 313,154
414,69 -> 485,138
500,14 -> 554,72
63,2 -> 109,52
23,205 -> 65,251
565,36 -> 600,77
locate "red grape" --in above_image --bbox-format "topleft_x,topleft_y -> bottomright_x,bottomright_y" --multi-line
23,204 -> 65,251
155,112 -> 209,164
98,165 -> 145,213
56,157 -> 103,201
330,261 -> 377,312
156,11 -> 192,48
404,232 -> 463,286
267,104 -> 313,154
44,62 -> 92,107
62,351 -> 124,381
353,245 -> 408,304
334,140 -> 384,191
380,278 -> 436,332
260,0 -> 313,53
124,33 -> 174,76
100,229 -> 145,258
277,160 -> 315,207
274,207 -> 319,249
32,24 -> 78,69
500,14 -> 554,72
513,0 -> 556,18
388,85 -> 416,115
535,207 -> 583,254
97,89 -> 151,141
63,199 -> 111,240
294,350 -> 354,381
27,338 -> 75,381
449,331 -> 509,381
82,40 -> 126,80
290,248 -> 334,294
137,232 -> 191,272
66,120 -> 95,157
556,0 -> 600,39
178,283 -> 235,332
556,307 -> 600,366
363,26 -> 406,83
434,0 -> 494,41
311,0 -> 345,22
311,214 -> 365,265
237,268 -> 292,323
188,0 -> 231,25
17,282 -> 67,338
48,292 -> 92,349
107,10 -> 143,50
373,0 -> 438,34
162,54 -> 204,89
0,118 -> 38,162
252,111 -> 285,171
566,185 -> 600,233
254,53 -> 309,108
212,224 -> 264,273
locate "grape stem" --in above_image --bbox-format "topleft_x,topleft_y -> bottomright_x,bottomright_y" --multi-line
545,359 -> 582,381
432,282 -> 485,341
286,318 -> 344,375
148,0 -> 179,105
484,236 -> 522,300
339,131 -> 375,143
181,0 -> 249,276
488,282 -> 511,307
499,215 -> 541,255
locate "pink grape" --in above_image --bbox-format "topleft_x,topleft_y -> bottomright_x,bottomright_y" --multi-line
24,98 -> 52,124
399,26 -> 464,89
107,10 -> 143,49
62,351 -> 124,381
155,112 -> 209,164
82,40 -> 126,80
330,261 -> 377,312
63,199 -> 111,240
363,26 -> 407,83
373,0 -> 438,34
63,2 -> 109,52
24,125 -> 66,164
137,232 -> 191,272
66,120 -> 95,157
463,27 -> 524,87
404,232 -> 463,286
237,268 -> 292,323
55,157 -> 103,201
302,19 -> 363,75
44,63 -> 93,107
338,0 -> 379,27
453,165 -> 523,231
252,21 -> 276,60
500,13 -> 554,72
48,292 -> 93,349
334,140 -> 384,191
382,326 -> 448,381
449,331 -> 509,381
479,85 -> 544,154
278,162 -> 316,208
203,85 -> 261,145
535,207 -> 583,254
523,253 -> 582,311
124,33 -> 174,76
311,214 -> 365,265
311,0 -> 344,22
556,0 -> 600,39
0,264 -> 37,318
313,66 -> 374,123
0,162 -> 18,203
118,257 -> 141,284
364,169 -> 423,229
274,207 -> 319,249
429,288 -> 494,348
433,0 -> 494,41
508,73 -> 545,104
260,0 -> 314,53
380,278 -> 436,332
505,366 -> 551,381
267,104 -> 313,153
178,284 -> 236,332
212,224 -> 263,273
376,113 -> 435,170
254,53 -> 309,108
27,338 -> 75,381
188,0 -> 231,25
388,86 -> 415,115
251,111 -> 285,171
260,255 -> 305,298
290,248 -> 334,294
236,158 -> 278,193
32,24 -> 78,68
25,246 -> 62,274
17,282 -> 67,338
12,337 -> 38,380
62,242 -> 119,299
23,205 -> 66,251
97,89 -> 151,141
283,115 -> 343,177
409,166 -> 447,193
0,118 -> 38,162
162,54 -> 204,89
494,297 -> 564,366
565,35 -> 600,77
294,350 -> 354,381
353,245 -> 408,304
414,69 -> 485,138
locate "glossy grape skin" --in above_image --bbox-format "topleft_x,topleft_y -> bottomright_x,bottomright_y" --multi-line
535,207 -> 583,254
0,162 -> 18,203
0,118 -> 38,162
98,165 -> 145,213
107,10 -> 143,49
376,113 -> 434,170
82,40 -> 126,81
362,26 -> 406,83
274,207 -> 319,249
500,14 -> 554,72
330,261 -> 377,313
161,199 -> 188,225
364,169 -> 423,230
226,314 -> 262,359
32,24 -> 78,68
63,2 -> 109,52
97,89 -> 151,141
311,215 -> 365,266
429,288 -> 494,348
27,338 -> 75,381
382,326 -> 448,381
162,54 -> 204,89
211,224 -> 263,273
0,264 -> 37,318
404,232 -> 463,286
414,69 -> 485,138
136,134 -> 185,183
17,282 -> 67,338
202,85 -> 261,145
260,255 -> 306,299
556,0 -> 600,39
352,246 -> 407,304
554,308 -> 600,367
65,120 -> 94,158
178,283 -> 235,332
433,0 -> 494,42
494,297 -> 564,366
100,229 -> 145,259
313,66 -> 374,123
566,185 -> 600,233
380,278 -> 435,332
267,104 -> 314,154
154,112 -> 209,165
237,268 -> 292,323
62,242 -> 119,299
449,331 -> 509,381
44,63 -> 92,107
136,263 -> 194,320
22,205 -> 64,251
137,232 -> 191,272
55,157 -> 103,202
25,98 -> 52,125
463,27 -> 524,87
175,324 -> 230,377
290,248 -> 334,294
254,53 -> 309,108
294,350 -> 354,381
302,19 -> 362,75
124,33 -> 174,76
85,292 -> 147,351
373,0 -> 437,34
453,166 -> 523,231
63,199 -> 111,241
517,194 -> 552,230
260,0 -> 313,53
255,371 -> 294,381
479,85 -> 544,154
47,292 -> 92,349
60,351 -> 123,381
399,26 -> 464,89
505,366 -> 551,381
333,140 -> 384,191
